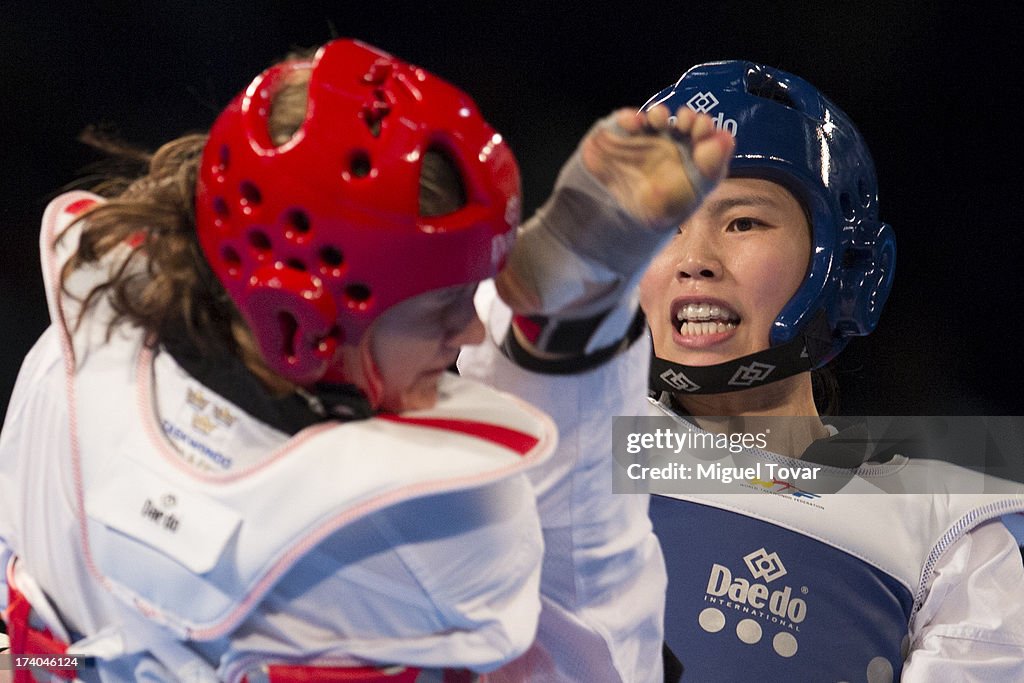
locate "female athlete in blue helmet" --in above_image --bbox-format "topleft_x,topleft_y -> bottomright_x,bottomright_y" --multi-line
637,62 -> 1024,681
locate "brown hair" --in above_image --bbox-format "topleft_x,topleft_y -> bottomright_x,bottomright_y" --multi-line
60,57 -> 465,394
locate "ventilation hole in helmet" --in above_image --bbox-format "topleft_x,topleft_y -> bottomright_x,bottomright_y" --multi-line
420,147 -> 467,217
361,92 -> 391,138
287,209 -> 311,232
218,144 -> 230,171
283,209 -> 311,242
285,258 -> 307,272
745,68 -> 800,110
213,196 -> 230,218
345,284 -> 372,309
240,181 -> 262,206
278,311 -> 298,361
839,192 -> 855,220
267,68 -> 311,146
350,151 -> 372,178
221,246 -> 242,276
858,178 -> 872,207
320,245 -> 344,268
249,230 -> 272,251
843,246 -> 873,268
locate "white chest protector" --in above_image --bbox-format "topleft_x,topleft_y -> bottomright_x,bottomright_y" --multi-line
40,192 -> 557,642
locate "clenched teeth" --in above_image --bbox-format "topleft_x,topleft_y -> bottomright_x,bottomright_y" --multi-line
674,303 -> 739,323
679,320 -> 738,336
674,302 -> 739,336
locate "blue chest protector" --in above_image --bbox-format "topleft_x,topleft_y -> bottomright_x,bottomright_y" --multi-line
652,496 -> 912,682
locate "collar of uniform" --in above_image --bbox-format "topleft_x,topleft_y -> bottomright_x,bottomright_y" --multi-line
159,331 -> 372,435
654,392 -> 889,469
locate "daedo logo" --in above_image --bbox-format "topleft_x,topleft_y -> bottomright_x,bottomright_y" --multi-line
728,361 -> 776,387
677,91 -> 738,136
745,547 -> 787,582
699,546 -> 806,658
706,548 -> 807,623
659,367 -> 701,392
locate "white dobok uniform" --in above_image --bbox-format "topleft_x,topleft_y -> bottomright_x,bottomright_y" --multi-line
0,192 -> 666,682
641,395 -> 1024,682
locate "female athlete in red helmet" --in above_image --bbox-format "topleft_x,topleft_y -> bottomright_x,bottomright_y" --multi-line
0,39 -> 732,681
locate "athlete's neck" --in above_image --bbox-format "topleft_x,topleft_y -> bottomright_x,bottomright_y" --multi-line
673,372 -> 827,458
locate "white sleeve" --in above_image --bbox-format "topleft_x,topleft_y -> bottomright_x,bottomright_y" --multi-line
902,518 -> 1024,681
458,283 -> 666,683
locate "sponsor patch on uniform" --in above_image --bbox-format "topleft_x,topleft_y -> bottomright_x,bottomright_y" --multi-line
86,466 -> 241,574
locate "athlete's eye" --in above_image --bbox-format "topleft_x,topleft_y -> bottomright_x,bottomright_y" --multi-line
728,218 -> 757,232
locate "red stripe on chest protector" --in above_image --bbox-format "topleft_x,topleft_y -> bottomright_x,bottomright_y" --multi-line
378,415 -> 538,456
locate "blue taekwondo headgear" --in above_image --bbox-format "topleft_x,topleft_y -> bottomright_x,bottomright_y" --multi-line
645,61 -> 896,395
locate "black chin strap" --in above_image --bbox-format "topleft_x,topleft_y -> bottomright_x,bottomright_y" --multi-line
648,311 -> 833,395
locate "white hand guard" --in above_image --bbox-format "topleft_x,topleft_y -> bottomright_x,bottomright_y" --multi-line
500,114 -> 721,357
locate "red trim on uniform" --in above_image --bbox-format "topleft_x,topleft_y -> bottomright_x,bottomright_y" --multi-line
243,664 -> 477,682
6,565 -> 476,683
250,665 -> 422,682
512,314 -> 542,344
125,231 -> 146,248
6,578 -> 75,682
378,415 -> 539,456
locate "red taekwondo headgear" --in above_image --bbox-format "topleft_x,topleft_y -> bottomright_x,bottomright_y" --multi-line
195,39 -> 521,386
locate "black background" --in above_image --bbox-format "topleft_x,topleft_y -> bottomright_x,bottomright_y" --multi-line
2,1 -> 1021,422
